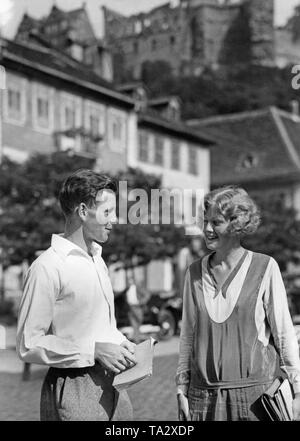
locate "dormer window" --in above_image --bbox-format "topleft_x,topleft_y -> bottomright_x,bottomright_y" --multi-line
168,99 -> 181,121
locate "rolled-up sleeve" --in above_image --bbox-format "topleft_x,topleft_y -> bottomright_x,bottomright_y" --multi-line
264,258 -> 300,394
16,262 -> 95,367
175,269 -> 196,394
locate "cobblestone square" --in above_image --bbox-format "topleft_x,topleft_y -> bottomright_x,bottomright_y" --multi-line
0,330 -> 179,421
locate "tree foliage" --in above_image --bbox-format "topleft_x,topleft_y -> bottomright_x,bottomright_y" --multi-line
101,167 -> 187,265
141,62 -> 298,120
0,152 -> 94,267
242,194 -> 300,272
0,153 -> 187,269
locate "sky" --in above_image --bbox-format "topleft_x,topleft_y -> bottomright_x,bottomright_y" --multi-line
0,0 -> 299,39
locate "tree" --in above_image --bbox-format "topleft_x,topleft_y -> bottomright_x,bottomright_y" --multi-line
0,154 -> 187,271
0,151 -> 95,267
242,194 -> 300,272
102,167 -> 187,267
141,64 -> 300,120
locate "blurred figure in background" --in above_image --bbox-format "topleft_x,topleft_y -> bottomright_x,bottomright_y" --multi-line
126,272 -> 150,344
176,236 -> 207,297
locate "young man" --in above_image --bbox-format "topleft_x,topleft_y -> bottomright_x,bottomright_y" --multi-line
17,169 -> 136,421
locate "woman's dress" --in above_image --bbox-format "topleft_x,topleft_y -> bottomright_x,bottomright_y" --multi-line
176,251 -> 300,421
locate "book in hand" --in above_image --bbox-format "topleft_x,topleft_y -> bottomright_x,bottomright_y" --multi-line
260,377 -> 294,421
112,337 -> 157,391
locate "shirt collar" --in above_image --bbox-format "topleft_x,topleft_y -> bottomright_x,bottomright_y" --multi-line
51,234 -> 102,260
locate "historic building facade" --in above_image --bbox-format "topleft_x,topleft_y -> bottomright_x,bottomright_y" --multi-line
15,4 -> 113,82
0,38 -> 137,174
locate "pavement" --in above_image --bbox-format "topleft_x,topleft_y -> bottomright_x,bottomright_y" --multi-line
0,325 -> 180,421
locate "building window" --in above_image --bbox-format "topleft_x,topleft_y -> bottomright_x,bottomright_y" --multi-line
171,141 -> 180,170
188,146 -> 198,175
90,114 -> 100,137
154,136 -> 164,166
32,83 -> 54,133
37,97 -> 49,120
4,76 -> 27,125
84,101 -> 105,140
138,132 -> 149,162
65,107 -> 76,130
8,90 -> 21,113
113,117 -> 122,140
37,96 -> 49,126
168,101 -> 180,121
108,108 -> 126,152
152,39 -> 157,51
61,93 -> 81,132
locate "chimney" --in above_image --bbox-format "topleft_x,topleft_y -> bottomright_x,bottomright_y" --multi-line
290,100 -> 300,121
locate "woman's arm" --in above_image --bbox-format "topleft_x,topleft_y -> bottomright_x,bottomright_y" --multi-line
264,258 -> 300,419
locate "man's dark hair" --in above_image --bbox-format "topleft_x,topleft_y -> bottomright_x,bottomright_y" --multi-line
59,169 -> 118,217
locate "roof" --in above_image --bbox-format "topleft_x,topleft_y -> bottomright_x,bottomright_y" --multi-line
17,13 -> 42,32
116,82 -> 150,95
187,106 -> 300,187
1,39 -> 135,109
138,111 -> 214,146
17,6 -> 96,45
148,96 -> 182,107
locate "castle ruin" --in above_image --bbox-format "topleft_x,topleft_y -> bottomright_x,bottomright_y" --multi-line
103,0 -> 275,79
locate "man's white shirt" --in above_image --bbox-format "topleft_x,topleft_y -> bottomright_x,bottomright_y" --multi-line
16,234 -> 126,368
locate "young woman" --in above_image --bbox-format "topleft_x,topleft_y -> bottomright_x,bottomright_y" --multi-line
176,186 -> 300,421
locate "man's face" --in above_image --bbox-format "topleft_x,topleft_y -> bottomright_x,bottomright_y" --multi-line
83,189 -> 117,244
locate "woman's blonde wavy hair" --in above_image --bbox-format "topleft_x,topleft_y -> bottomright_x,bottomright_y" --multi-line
204,186 -> 261,236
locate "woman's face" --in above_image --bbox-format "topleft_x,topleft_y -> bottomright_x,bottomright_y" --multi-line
203,205 -> 234,251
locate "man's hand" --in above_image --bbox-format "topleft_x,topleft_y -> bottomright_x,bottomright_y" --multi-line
94,342 -> 137,374
177,392 -> 190,421
293,393 -> 300,420
121,340 -> 136,369
121,340 -> 136,353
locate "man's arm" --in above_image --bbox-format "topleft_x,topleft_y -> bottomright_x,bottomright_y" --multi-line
16,262 -> 95,367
